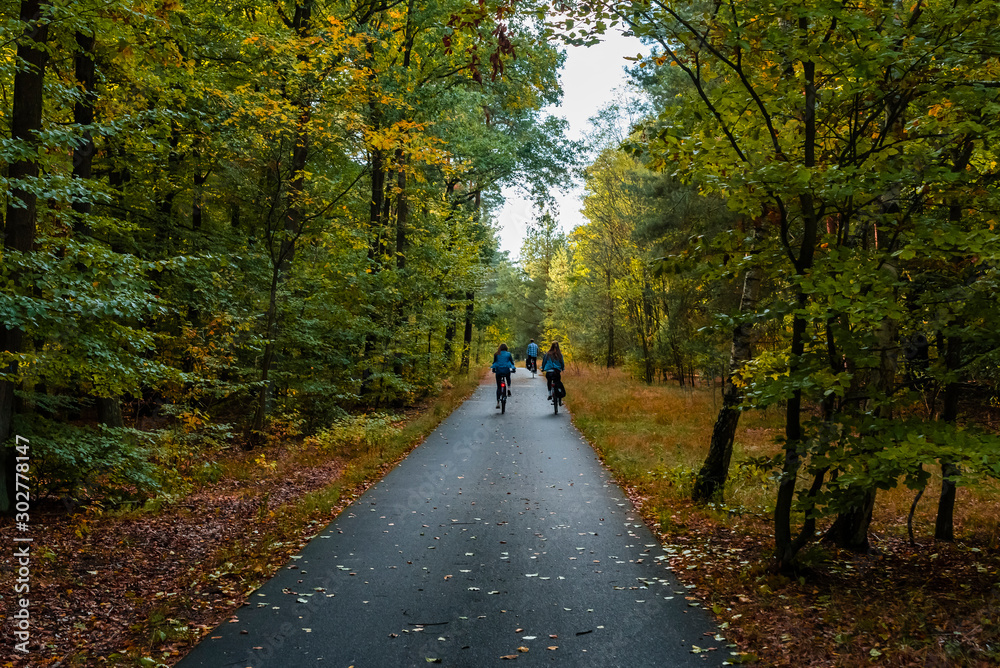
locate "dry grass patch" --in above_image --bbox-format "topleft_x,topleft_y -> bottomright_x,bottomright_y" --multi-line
563,363 -> 1000,667
565,363 -> 783,507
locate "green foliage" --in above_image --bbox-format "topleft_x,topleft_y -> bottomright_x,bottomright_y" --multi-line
148,405 -> 233,492
11,414 -> 159,502
306,413 -> 401,457
0,0 -> 572,511
547,0 -> 1000,564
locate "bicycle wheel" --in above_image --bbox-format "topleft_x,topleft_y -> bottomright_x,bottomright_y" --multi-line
553,394 -> 558,414
501,382 -> 507,414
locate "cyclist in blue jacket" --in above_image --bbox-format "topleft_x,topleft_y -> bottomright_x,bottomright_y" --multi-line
542,342 -> 564,401
491,343 -> 516,408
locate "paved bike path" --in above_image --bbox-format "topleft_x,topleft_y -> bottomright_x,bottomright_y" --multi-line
179,371 -> 722,667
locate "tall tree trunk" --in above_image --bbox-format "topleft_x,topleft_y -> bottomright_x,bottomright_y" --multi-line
393,0 -> 414,268
72,30 -> 96,229
444,302 -> 456,362
935,335 -> 962,541
671,339 -> 684,387
934,149 -> 972,541
395,150 -> 408,271
369,155 -> 385,260
826,489 -> 878,550
605,269 -> 614,368
360,144 -> 384,395
251,116 -> 309,439
773,295 -> 809,568
249,0 -> 313,442
367,39 -> 386,268
774,40 -> 818,570
192,164 -> 208,231
461,291 -> 474,372
0,0 -> 49,513
360,34 -> 385,398
390,2 -> 411,378
250,154 -> 306,438
250,266 -> 281,444
459,188 -> 482,374
639,287 -> 654,384
184,158 -> 208,374
391,152 -> 409,378
156,123 -> 182,250
97,397 -> 124,429
639,329 -> 652,383
230,203 -> 241,230
694,252 -> 761,503
826,299 -> 897,552
426,327 -> 433,377
71,28 -> 124,427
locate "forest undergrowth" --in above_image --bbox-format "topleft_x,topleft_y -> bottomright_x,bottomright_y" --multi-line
0,372 -> 483,668
565,363 -> 1000,667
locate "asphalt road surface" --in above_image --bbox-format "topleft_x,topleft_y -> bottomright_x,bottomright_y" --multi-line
178,369 -> 723,667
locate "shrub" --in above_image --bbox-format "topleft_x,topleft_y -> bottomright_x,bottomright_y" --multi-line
305,413 -> 400,456
11,414 -> 160,504
149,405 -> 233,492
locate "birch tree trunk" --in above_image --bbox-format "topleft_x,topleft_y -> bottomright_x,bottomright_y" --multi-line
693,246 -> 761,503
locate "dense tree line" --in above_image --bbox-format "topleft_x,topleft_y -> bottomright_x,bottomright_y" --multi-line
507,0 -> 1000,569
500,107 -> 738,384
0,0 -> 575,511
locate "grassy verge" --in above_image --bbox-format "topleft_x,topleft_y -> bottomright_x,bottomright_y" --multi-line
564,363 -> 1000,667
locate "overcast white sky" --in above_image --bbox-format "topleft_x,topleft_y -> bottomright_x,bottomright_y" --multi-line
495,31 -> 646,258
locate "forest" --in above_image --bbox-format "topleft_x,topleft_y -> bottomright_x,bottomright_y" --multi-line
4,0 -> 1000,663
495,0 -> 1000,570
0,0 -> 576,509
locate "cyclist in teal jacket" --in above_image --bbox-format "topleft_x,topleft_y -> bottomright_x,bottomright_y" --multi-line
541,342 -> 564,401
491,343 -> 516,408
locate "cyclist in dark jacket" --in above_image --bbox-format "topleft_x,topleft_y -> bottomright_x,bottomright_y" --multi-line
491,343 -> 516,408
541,342 -> 564,401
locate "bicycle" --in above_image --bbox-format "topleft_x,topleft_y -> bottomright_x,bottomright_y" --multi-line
494,366 -> 514,414
546,370 -> 564,415
526,356 -> 537,378
499,375 -> 509,414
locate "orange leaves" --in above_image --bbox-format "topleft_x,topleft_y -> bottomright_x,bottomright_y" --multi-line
927,101 -> 953,118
